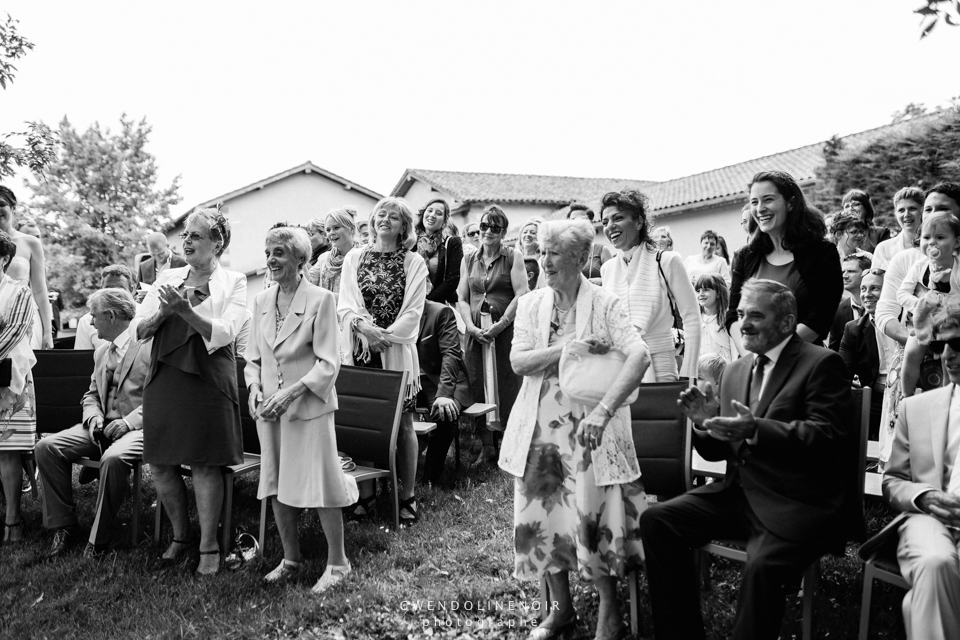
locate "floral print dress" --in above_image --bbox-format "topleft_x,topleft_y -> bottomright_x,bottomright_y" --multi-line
513,306 -> 646,582
353,247 -> 406,369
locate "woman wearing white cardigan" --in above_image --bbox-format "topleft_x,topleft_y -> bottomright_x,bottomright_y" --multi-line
338,197 -> 427,525
501,219 -> 650,640
599,188 -> 700,382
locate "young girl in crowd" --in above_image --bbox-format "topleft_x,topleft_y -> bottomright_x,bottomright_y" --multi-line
695,273 -> 732,362
896,211 -> 960,397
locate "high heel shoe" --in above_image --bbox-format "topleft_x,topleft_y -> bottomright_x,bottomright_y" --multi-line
160,538 -> 190,564
3,520 -> 24,543
196,548 -> 221,576
527,610 -> 577,640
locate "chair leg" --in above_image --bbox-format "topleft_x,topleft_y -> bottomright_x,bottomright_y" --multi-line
390,471 -> 400,531
221,472 -> 234,553
154,498 -> 163,545
539,575 -> 550,622
22,454 -> 39,499
700,549 -> 713,591
858,563 -> 876,640
131,461 -> 142,546
801,560 -> 819,640
258,496 -> 268,556
454,423 -> 461,472
628,569 -> 641,638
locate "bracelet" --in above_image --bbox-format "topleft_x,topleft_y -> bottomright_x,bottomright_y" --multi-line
597,401 -> 615,418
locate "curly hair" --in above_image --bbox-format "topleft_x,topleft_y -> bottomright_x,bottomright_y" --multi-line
186,207 -> 232,257
842,189 -> 876,225
599,188 -> 654,249
567,202 -> 595,222
830,211 -> 867,241
747,171 -> 826,253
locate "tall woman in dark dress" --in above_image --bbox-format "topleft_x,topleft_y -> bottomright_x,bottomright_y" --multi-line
727,171 -> 841,356
416,198 -> 463,305
457,205 -> 529,466
136,209 -> 247,575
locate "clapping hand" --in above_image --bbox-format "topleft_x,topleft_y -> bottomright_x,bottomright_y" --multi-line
678,382 -> 719,428
157,284 -> 190,316
703,400 -> 757,442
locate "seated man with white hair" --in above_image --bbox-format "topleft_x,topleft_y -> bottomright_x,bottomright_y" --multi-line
883,294 -> 960,640
74,265 -> 137,350
36,287 -> 151,558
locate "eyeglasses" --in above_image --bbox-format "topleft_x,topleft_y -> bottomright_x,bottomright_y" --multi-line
928,337 -> 960,354
479,222 -> 503,234
179,231 -> 207,242
466,230 -> 480,238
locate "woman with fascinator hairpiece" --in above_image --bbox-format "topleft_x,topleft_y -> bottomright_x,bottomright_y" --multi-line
135,207 -> 248,575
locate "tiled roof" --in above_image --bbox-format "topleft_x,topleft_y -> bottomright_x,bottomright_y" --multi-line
392,168 -> 655,206
646,111 -> 948,214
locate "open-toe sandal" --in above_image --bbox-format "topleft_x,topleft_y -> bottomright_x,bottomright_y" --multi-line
196,548 -> 222,576
398,496 -> 419,526
160,538 -> 191,564
343,494 -> 376,522
3,520 -> 24,543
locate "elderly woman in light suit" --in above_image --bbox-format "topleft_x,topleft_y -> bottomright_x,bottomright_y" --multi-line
246,226 -> 358,593
502,219 -> 650,640
136,208 -> 247,575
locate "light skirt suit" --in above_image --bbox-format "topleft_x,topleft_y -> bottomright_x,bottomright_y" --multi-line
245,277 -> 358,508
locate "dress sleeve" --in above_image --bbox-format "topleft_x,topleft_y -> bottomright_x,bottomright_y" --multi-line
0,287 -> 33,360
204,272 -> 248,352
385,252 -> 427,344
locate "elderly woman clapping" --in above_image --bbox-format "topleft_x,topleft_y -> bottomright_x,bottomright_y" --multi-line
500,219 -> 650,640
246,226 -> 358,592
136,208 -> 247,575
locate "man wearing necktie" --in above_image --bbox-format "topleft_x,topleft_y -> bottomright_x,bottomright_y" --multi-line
883,295 -> 960,640
640,278 -> 858,640
36,288 -> 152,558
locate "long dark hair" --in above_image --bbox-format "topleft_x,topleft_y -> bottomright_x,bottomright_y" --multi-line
747,171 -> 826,253
695,273 -> 729,335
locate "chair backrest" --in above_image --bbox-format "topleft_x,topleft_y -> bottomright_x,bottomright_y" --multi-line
33,349 -> 96,435
235,358 -> 260,456
851,386 -> 871,525
334,365 -> 408,471
629,379 -> 692,498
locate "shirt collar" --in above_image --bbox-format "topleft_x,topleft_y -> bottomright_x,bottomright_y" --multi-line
757,334 -> 792,366
111,327 -> 131,351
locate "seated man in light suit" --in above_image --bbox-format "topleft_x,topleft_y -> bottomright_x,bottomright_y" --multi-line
416,300 -> 471,486
883,295 -> 960,640
36,288 -> 151,558
639,279 -> 859,640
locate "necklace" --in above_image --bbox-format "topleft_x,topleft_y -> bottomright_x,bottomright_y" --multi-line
551,302 -> 573,336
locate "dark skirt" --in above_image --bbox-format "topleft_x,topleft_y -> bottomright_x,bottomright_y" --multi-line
142,362 -> 243,466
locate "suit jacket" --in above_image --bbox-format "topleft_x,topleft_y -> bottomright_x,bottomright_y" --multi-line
81,335 -> 152,430
244,276 -> 339,421
839,313 -> 880,388
693,334 -> 860,545
883,384 -> 955,512
416,301 -> 470,407
827,297 -> 855,352
137,253 -> 187,286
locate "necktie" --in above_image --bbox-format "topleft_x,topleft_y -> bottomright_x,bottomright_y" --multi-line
749,354 -> 769,412
106,343 -> 119,375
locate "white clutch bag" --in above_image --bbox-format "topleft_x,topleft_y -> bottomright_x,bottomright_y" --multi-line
559,340 -> 639,407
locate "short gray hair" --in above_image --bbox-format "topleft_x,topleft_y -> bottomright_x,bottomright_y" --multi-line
101,264 -> 135,292
89,288 -> 136,321
741,278 -> 797,322
538,219 -> 594,261
265,226 -> 312,271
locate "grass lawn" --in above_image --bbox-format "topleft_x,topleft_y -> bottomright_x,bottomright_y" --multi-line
1,435 -> 909,640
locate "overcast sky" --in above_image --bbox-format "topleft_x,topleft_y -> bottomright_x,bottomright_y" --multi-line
2,1 -> 958,216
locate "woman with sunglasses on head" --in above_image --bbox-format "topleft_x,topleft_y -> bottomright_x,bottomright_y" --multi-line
135,208 -> 247,575
600,189 -> 700,381
416,198 -> 463,305
842,188 -> 891,254
457,205 -> 529,466
727,171 -> 841,355
567,203 -> 612,284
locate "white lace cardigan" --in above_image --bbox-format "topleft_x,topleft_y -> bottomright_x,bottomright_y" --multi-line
498,275 -> 648,486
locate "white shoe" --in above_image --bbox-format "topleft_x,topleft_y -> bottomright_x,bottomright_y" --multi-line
264,559 -> 301,584
311,562 -> 351,594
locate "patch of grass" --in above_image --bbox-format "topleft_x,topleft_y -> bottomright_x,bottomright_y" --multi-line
1,444 -> 907,639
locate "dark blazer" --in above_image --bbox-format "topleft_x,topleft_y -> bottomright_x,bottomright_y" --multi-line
827,297 -> 856,352
693,334 -> 861,546
138,253 -> 187,286
726,238 -> 842,342
424,235 -> 463,305
416,301 -> 471,407
82,336 -> 152,431
839,313 -> 880,388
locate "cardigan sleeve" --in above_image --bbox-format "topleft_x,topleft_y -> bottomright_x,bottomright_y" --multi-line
875,249 -> 916,336
726,246 -> 749,331
663,252 -> 701,378
896,260 -> 924,314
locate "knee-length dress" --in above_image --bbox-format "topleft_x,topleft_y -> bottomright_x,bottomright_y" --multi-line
463,245 -> 520,423
0,275 -> 35,452
513,306 -> 646,582
142,282 -> 243,466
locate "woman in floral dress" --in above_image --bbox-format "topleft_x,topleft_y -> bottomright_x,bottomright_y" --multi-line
500,219 -> 650,640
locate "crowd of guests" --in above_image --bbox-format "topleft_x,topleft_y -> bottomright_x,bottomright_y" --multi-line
2,174 -> 960,640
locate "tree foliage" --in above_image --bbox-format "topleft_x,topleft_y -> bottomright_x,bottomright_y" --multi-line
915,1 -> 960,38
0,13 -> 56,179
26,115 -> 181,313
810,106 -> 960,229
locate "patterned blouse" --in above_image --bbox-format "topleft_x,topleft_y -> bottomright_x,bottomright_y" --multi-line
357,247 -> 407,329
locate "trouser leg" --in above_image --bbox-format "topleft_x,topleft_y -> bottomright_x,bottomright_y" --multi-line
89,429 -> 143,545
897,514 -> 960,640
35,424 -> 99,530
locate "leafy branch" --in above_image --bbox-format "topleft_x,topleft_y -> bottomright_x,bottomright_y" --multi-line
915,0 -> 960,38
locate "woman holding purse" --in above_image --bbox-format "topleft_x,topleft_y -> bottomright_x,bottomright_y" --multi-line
500,219 -> 650,640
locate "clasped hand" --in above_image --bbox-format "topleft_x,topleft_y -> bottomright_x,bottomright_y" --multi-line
253,384 -> 303,422
357,320 -> 393,353
920,490 -> 960,528
678,383 -> 758,442
577,406 -> 611,451
157,284 -> 191,316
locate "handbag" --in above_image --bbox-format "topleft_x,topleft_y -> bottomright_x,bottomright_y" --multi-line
559,339 -> 639,407
657,251 -> 685,355
0,358 -> 10,387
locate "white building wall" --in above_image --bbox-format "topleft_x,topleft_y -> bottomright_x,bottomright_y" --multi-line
652,201 -> 749,260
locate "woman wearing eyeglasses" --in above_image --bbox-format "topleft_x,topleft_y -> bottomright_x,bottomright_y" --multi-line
841,189 -> 891,254
830,212 -> 873,261
457,205 -> 529,466
136,209 -> 247,575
